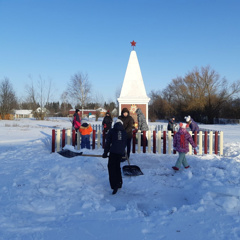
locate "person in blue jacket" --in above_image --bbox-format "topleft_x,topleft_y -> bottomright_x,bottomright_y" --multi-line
102,119 -> 127,195
184,115 -> 199,133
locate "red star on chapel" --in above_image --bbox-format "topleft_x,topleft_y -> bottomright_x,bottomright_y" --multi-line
130,40 -> 136,49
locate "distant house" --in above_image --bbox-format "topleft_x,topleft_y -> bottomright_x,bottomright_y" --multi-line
14,110 -> 33,118
69,108 -> 107,118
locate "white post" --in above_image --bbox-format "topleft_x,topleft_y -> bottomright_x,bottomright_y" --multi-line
67,129 -> 71,145
56,129 -> 61,152
220,131 -> 223,156
157,131 -> 161,154
168,131 -> 172,154
189,131 -> 192,155
138,131 -> 141,154
209,131 -> 213,155
199,131 -> 203,155
97,130 -> 101,149
148,130 -> 151,153
77,131 -> 80,150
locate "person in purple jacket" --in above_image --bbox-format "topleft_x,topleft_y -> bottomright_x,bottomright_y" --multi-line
172,122 -> 198,171
184,115 -> 199,133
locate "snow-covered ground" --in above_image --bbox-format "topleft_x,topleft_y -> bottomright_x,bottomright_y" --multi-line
0,118 -> 240,240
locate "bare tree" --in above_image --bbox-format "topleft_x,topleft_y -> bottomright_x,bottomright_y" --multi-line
220,97 -> 240,119
25,75 -> 53,120
92,91 -> 104,109
25,77 -> 38,110
60,91 -> 72,116
163,66 -> 240,123
149,90 -> 173,121
38,75 -> 52,119
0,78 -> 18,119
67,73 -> 92,115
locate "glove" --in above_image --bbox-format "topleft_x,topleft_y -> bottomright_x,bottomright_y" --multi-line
104,124 -> 107,129
133,129 -> 138,134
194,147 -> 199,152
102,153 -> 108,158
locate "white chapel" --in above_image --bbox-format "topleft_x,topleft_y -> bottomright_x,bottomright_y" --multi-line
118,42 -> 150,124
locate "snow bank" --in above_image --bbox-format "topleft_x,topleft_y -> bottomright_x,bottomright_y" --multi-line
0,118 -> 240,239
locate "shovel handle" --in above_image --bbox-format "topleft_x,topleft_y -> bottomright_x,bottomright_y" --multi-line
126,152 -> 131,166
80,154 -> 103,157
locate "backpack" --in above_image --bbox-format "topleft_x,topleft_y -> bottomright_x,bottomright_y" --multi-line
73,116 -> 81,129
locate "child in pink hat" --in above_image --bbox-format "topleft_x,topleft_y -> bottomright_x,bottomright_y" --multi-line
172,122 -> 198,171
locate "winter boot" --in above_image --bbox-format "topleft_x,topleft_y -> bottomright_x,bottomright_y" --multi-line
185,166 -> 190,169
172,166 -> 179,171
112,187 -> 118,195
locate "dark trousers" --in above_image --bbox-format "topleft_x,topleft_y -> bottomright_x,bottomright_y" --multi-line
74,128 -> 79,146
81,135 -> 90,149
108,153 -> 122,189
127,138 -> 132,159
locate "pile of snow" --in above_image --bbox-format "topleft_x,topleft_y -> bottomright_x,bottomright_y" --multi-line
0,118 -> 240,239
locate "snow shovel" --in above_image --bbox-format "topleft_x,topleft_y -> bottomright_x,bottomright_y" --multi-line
122,153 -> 143,176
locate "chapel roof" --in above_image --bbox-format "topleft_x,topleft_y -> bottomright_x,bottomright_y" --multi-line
118,50 -> 150,102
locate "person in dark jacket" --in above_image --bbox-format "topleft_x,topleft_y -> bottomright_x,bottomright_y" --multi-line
72,109 -> 81,145
102,111 -> 113,134
72,109 -> 81,132
118,108 -> 134,159
102,119 -> 127,195
184,115 -> 199,133
167,117 -> 176,133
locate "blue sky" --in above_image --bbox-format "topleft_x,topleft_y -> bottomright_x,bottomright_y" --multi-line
0,0 -> 240,104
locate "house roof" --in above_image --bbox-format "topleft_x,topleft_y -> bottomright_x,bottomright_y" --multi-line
15,110 -> 32,115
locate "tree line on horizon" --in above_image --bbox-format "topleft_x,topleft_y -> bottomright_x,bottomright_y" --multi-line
0,66 -> 240,123
0,73 -> 117,120
149,66 -> 240,123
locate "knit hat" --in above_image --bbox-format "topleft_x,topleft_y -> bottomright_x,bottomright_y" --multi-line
179,122 -> 189,128
115,119 -> 123,125
184,115 -> 191,122
121,108 -> 129,114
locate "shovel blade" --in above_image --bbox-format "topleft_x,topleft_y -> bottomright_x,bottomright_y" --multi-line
122,165 -> 143,176
58,149 -> 83,158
